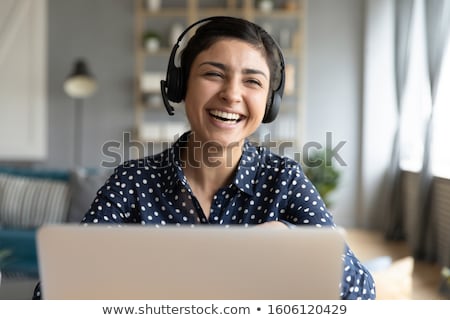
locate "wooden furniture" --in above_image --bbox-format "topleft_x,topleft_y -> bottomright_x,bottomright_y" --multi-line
133,0 -> 306,156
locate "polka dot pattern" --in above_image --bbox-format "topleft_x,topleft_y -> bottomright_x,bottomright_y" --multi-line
33,131 -> 375,300
84,136 -> 336,229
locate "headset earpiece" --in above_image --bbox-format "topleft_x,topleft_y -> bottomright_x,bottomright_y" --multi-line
263,91 -> 281,123
263,46 -> 285,123
166,66 -> 184,103
161,41 -> 184,115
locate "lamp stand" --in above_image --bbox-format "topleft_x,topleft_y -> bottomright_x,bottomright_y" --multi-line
73,98 -> 84,168
64,58 -> 97,168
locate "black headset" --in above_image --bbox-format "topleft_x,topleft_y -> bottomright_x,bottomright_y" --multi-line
160,16 -> 285,124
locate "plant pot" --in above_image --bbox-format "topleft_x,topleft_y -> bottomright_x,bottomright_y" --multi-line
258,0 -> 274,13
145,38 -> 160,53
146,0 -> 161,12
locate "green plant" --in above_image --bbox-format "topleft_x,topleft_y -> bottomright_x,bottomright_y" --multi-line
142,30 -> 161,52
0,248 -> 12,268
302,148 -> 341,208
440,266 -> 450,297
142,30 -> 161,42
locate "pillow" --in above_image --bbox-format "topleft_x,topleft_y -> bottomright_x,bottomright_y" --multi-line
0,166 -> 70,181
0,173 -> 71,228
0,228 -> 39,277
371,256 -> 414,300
66,168 -> 112,223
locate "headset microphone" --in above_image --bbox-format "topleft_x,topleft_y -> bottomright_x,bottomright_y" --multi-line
160,80 -> 174,116
160,39 -> 182,116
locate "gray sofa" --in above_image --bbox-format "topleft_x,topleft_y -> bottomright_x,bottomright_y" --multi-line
0,166 -> 111,299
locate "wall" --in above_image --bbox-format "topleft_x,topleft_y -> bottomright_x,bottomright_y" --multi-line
34,0 -> 364,227
45,0 -> 134,169
305,0 -> 365,227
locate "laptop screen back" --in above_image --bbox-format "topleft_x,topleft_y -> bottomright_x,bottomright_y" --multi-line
37,225 -> 345,300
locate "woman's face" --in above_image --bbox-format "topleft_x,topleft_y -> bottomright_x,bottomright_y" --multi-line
184,38 -> 271,148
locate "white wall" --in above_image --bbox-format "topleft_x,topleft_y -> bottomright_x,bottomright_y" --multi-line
305,0 -> 365,227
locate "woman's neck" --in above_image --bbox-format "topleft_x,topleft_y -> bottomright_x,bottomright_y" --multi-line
181,133 -> 243,192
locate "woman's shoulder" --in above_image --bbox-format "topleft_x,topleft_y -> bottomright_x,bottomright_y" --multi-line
111,132 -> 188,176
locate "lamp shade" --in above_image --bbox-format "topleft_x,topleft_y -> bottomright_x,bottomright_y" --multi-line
64,59 -> 97,98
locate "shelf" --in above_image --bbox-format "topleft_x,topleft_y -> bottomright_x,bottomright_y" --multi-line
134,0 -> 306,151
254,9 -> 302,18
197,8 -> 243,17
143,9 -> 187,17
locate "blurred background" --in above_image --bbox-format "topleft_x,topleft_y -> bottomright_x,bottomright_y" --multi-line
0,0 -> 449,299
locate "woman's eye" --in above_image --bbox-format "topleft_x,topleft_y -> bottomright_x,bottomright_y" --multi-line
246,79 -> 263,87
204,71 -> 223,78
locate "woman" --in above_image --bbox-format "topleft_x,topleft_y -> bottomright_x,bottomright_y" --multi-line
34,16 -> 375,300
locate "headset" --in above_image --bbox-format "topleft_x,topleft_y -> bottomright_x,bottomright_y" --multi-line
160,16 -> 285,124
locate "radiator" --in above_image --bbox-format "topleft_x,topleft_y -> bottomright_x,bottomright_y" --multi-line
401,171 -> 450,265
401,171 -> 421,251
433,177 -> 450,267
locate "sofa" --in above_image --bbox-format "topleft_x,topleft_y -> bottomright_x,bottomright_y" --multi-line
0,166 -> 112,297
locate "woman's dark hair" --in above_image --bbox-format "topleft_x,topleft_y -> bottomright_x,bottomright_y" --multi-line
180,16 -> 282,96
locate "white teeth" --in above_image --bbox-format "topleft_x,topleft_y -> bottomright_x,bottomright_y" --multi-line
209,110 -> 240,121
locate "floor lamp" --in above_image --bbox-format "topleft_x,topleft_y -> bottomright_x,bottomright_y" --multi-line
63,59 -> 97,168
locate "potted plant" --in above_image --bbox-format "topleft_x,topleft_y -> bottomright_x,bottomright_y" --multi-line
257,0 -> 274,12
0,248 -> 12,286
440,266 -> 450,297
302,148 -> 341,208
145,0 -> 161,12
143,30 -> 161,53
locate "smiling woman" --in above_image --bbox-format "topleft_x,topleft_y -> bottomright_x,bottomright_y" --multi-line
33,16 -> 375,301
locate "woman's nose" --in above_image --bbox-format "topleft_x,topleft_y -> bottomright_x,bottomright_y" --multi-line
219,78 -> 242,104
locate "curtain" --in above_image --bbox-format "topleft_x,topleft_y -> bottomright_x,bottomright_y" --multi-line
383,0 -> 414,240
0,0 -> 32,66
415,0 -> 450,260
0,0 -> 47,160
360,0 -> 397,229
378,0 -> 450,260
365,0 -> 450,263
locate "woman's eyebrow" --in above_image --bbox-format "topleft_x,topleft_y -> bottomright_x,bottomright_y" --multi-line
199,61 -> 268,79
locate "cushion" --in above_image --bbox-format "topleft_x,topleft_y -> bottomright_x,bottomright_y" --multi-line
0,173 -> 71,228
0,167 -> 70,181
0,228 -> 38,277
66,168 -> 112,223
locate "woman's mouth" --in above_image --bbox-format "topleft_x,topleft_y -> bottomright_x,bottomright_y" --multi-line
209,110 -> 243,123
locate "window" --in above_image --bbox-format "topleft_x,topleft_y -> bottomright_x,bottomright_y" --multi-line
431,33 -> 450,178
399,0 -> 432,172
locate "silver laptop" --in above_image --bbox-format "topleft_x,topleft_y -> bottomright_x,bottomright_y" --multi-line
36,224 -> 346,300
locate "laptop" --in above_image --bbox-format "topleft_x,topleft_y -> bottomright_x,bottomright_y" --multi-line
36,224 -> 346,300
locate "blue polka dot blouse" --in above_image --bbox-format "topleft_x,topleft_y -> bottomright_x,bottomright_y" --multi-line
33,131 -> 375,300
